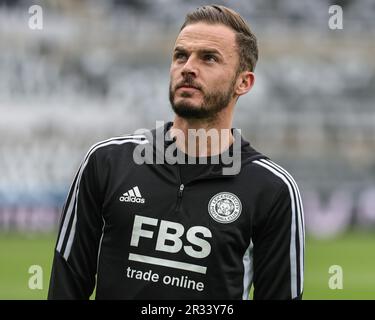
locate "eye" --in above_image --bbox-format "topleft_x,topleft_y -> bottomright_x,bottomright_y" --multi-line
203,54 -> 217,63
174,52 -> 187,61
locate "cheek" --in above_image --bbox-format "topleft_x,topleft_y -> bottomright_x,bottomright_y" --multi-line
170,63 -> 181,77
214,71 -> 237,91
170,71 -> 180,89
206,77 -> 227,93
169,66 -> 176,80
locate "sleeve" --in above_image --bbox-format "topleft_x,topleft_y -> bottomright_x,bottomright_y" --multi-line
48,151 -> 104,299
252,178 -> 305,300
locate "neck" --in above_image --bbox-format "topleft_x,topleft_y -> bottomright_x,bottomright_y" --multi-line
170,108 -> 234,157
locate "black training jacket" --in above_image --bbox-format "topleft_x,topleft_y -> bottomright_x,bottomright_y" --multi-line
48,122 -> 304,300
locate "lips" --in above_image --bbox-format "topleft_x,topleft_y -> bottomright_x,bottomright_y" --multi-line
178,86 -> 199,90
176,85 -> 201,91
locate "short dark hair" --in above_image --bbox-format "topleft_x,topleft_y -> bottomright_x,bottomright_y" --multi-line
180,4 -> 258,72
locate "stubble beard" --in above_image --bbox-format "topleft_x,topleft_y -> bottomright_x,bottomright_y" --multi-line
169,76 -> 237,121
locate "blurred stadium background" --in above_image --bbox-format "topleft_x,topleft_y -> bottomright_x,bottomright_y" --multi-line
0,0 -> 374,299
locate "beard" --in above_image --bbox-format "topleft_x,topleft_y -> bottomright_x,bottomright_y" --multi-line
169,75 -> 236,120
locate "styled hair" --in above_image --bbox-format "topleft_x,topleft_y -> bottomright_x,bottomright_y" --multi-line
180,4 -> 258,72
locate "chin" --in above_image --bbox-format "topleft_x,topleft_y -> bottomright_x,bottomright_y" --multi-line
174,97 -> 201,109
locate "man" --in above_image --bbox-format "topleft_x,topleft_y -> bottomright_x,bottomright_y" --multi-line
48,5 -> 304,300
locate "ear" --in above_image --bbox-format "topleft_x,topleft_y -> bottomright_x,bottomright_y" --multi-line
234,71 -> 255,96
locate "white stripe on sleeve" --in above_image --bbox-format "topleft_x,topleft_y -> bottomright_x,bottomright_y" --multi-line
253,159 -> 304,298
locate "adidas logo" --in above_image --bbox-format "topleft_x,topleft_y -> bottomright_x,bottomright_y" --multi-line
119,186 -> 145,204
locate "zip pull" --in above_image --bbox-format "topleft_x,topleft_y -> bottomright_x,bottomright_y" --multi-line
178,184 -> 184,198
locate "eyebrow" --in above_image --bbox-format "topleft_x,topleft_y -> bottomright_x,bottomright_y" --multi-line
174,46 -> 223,57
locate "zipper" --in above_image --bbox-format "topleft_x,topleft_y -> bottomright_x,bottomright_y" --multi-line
178,183 -> 185,197
174,166 -> 184,212
174,183 -> 184,212
173,162 -> 234,212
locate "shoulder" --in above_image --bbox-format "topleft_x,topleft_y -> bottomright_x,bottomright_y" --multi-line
249,159 -> 302,213
251,158 -> 299,188
243,157 -> 301,202
85,133 -> 149,160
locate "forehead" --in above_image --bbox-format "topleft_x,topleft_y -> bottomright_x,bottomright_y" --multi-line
175,22 -> 237,56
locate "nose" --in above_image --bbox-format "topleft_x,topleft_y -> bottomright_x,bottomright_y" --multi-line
181,55 -> 198,78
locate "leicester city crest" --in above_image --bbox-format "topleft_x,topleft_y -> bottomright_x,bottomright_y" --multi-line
208,192 -> 242,224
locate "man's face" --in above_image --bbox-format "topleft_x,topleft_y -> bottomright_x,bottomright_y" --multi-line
169,22 -> 240,120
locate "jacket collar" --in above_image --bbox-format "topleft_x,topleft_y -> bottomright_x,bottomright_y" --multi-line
148,121 -> 266,177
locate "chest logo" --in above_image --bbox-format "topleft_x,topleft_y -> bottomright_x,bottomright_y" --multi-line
120,186 -> 145,204
208,192 -> 242,224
